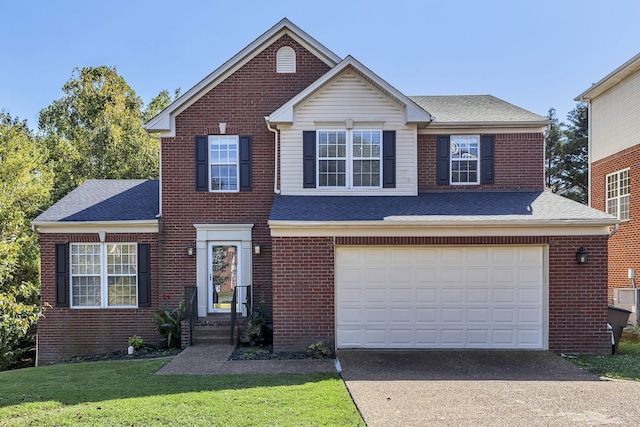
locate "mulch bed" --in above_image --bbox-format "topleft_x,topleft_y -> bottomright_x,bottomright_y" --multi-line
229,345 -> 311,361
60,347 -> 182,364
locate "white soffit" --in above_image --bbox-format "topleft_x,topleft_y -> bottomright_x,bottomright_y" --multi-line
144,18 -> 342,137
576,52 -> 640,101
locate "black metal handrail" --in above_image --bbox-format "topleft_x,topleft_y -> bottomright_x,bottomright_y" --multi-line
230,285 -> 251,345
185,286 -> 197,347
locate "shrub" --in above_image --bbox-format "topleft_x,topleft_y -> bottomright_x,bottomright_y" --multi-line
307,341 -> 331,359
153,300 -> 185,349
128,335 -> 145,351
239,302 -> 272,347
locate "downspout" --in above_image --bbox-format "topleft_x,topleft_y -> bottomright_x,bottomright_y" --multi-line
586,99 -> 592,208
609,223 -> 619,238
265,117 -> 281,194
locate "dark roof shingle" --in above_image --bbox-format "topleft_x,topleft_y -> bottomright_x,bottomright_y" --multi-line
33,180 -> 159,223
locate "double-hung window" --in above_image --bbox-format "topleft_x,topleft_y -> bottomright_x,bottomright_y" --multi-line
607,169 -> 630,220
450,135 -> 479,184
70,243 -> 138,308
209,135 -> 239,191
317,130 -> 382,188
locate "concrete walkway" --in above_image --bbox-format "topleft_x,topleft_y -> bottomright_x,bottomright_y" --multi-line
155,344 -> 337,375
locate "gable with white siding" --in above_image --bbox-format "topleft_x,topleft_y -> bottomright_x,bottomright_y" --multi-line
590,70 -> 640,162
278,68 -> 418,196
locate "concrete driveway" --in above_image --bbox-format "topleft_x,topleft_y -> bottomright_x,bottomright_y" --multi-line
337,350 -> 640,426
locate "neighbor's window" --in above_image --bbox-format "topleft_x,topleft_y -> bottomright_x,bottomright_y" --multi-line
70,243 -> 137,308
317,130 -> 381,188
450,135 -> 479,184
209,135 -> 239,191
607,169 -> 630,220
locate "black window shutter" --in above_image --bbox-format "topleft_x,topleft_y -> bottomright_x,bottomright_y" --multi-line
55,243 -> 69,307
138,243 -> 151,307
436,135 -> 450,185
195,135 -> 208,191
480,135 -> 495,184
239,135 -> 252,191
303,131 -> 316,188
382,131 -> 396,188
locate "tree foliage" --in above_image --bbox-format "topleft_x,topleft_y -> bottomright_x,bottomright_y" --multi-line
0,113 -> 52,370
38,66 -> 161,201
545,104 -> 589,204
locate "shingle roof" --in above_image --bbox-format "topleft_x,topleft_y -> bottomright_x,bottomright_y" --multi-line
33,180 -> 159,223
269,191 -> 615,223
409,95 -> 548,124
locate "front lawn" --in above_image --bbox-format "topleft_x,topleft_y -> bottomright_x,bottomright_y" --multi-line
0,358 -> 364,426
569,341 -> 640,380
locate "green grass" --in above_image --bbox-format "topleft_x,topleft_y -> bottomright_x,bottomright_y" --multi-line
569,341 -> 640,380
0,358 -> 364,426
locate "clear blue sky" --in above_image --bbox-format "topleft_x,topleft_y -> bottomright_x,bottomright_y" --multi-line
2,0 -> 639,129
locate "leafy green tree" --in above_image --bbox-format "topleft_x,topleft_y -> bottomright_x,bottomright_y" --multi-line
38,66 -> 160,201
143,88 -> 180,123
0,113 -> 52,370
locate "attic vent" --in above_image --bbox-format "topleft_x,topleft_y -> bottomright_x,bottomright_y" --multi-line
276,46 -> 296,73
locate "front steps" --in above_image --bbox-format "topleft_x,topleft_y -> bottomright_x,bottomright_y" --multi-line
183,314 -> 249,347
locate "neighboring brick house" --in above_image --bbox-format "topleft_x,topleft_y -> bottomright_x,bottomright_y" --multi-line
576,52 -> 640,311
33,19 -> 617,364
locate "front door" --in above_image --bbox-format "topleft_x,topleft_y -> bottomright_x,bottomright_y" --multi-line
208,242 -> 242,313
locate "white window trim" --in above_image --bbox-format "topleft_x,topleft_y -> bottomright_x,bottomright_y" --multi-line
70,242 -> 138,309
450,135 -> 480,185
606,168 -> 630,221
208,135 -> 240,193
316,129 -> 382,189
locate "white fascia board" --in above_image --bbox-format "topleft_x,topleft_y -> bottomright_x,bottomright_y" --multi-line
144,18 -> 341,136
33,220 -> 159,234
268,56 -> 432,125
419,125 -> 548,135
575,52 -> 640,101
423,121 -> 550,131
268,219 -> 615,237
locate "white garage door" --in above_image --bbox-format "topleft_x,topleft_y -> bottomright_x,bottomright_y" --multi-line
335,246 -> 545,349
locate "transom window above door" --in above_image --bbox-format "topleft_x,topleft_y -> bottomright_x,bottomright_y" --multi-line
317,130 -> 382,188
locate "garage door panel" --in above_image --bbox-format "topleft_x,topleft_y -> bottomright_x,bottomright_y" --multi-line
364,288 -> 385,303
337,308 -> 362,323
390,289 -> 413,303
416,308 -> 438,322
416,288 -> 437,303
336,246 -> 545,350
493,289 -> 515,303
442,288 -> 464,303
390,308 -> 413,323
365,308 -> 386,323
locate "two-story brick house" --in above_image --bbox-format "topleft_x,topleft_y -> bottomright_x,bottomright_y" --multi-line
577,52 -> 640,314
33,19 -> 617,364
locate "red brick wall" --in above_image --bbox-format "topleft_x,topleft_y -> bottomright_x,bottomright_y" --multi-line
272,235 -> 610,355
592,145 -> 640,298
417,133 -> 545,191
160,34 -> 331,315
38,232 -> 160,364
271,237 -> 335,351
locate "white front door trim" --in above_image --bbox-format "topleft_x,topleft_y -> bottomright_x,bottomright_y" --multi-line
195,224 -> 253,317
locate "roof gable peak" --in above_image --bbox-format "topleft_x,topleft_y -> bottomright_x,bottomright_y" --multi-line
145,18 -> 341,136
